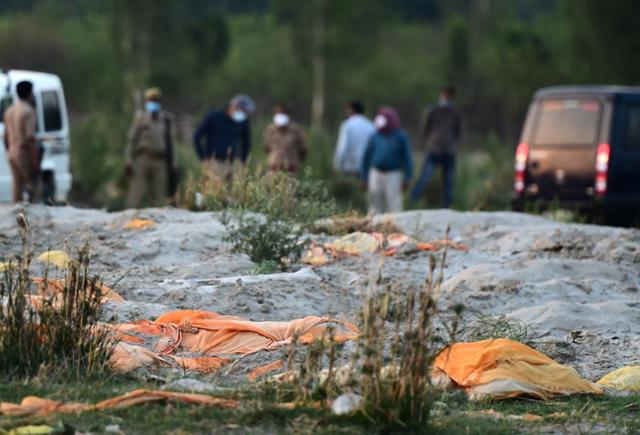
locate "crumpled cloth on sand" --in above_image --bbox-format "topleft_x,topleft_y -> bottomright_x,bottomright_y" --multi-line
302,232 -> 468,266
0,389 -> 239,418
432,338 -> 602,401
109,310 -> 359,374
596,366 -> 640,391
28,278 -> 124,311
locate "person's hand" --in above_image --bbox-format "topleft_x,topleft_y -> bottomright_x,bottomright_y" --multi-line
402,181 -> 409,192
361,181 -> 368,191
125,163 -> 133,178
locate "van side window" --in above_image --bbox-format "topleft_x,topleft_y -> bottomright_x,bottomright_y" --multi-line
624,105 -> 640,149
41,90 -> 62,132
0,95 -> 12,121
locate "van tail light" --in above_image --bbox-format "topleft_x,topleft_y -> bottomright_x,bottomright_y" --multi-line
594,143 -> 610,195
514,143 -> 529,194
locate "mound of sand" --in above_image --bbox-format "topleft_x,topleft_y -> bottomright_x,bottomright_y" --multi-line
1,204 -> 638,380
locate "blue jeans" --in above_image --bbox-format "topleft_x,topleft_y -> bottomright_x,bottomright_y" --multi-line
410,152 -> 455,208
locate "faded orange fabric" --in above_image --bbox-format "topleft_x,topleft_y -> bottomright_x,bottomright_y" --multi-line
302,232 -> 469,266
109,310 -> 359,374
433,339 -> 602,400
248,359 -> 285,381
32,278 -> 124,302
124,218 -> 156,230
0,389 -> 238,418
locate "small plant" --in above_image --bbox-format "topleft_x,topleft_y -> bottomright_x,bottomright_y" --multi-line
209,167 -> 336,269
222,212 -> 305,271
460,314 -> 529,343
0,212 -> 113,379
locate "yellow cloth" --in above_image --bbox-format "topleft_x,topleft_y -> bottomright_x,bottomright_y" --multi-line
36,250 -> 70,269
596,366 -> 640,391
433,339 -> 602,400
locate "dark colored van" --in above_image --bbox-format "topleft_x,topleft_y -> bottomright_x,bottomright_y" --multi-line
512,86 -> 640,219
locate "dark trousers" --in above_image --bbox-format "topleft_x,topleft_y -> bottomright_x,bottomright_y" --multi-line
410,152 -> 455,208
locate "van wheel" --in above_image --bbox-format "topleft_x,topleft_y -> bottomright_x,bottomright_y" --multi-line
41,171 -> 56,205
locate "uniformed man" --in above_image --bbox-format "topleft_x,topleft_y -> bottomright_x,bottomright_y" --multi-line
3,80 -> 38,202
125,87 -> 177,208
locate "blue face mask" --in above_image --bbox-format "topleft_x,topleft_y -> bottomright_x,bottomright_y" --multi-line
145,101 -> 161,113
231,110 -> 247,123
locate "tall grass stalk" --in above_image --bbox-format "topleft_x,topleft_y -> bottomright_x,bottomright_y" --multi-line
0,212 -> 113,379
278,240 -> 458,430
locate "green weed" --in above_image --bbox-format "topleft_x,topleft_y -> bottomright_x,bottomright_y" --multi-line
192,167 -> 336,269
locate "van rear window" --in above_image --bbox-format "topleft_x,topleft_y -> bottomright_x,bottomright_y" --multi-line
533,99 -> 601,146
41,90 -> 62,132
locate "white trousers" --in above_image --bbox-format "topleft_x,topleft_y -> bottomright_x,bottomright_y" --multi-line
368,168 -> 403,215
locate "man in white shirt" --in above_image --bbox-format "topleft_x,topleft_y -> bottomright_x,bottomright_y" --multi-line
333,101 -> 375,176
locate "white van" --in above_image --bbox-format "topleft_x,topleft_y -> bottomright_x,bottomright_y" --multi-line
0,69 -> 72,203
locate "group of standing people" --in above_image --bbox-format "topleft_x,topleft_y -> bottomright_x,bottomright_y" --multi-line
125,90 -> 308,208
334,86 -> 463,214
124,85 -> 463,213
4,81 -> 461,211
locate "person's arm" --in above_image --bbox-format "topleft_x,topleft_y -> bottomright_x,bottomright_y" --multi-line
193,113 -> 211,160
453,109 -> 463,144
361,136 -> 374,184
401,132 -> 414,183
166,113 -> 177,169
240,120 -> 251,163
125,112 -> 142,167
298,126 -> 308,162
420,108 -> 434,150
262,126 -> 272,154
333,121 -> 349,171
3,112 -> 8,151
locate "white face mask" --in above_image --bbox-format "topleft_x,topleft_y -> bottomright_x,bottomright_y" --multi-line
231,110 -> 247,123
273,113 -> 290,127
374,114 -> 387,129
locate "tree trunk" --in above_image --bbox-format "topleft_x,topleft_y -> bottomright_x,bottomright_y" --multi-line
310,0 -> 326,132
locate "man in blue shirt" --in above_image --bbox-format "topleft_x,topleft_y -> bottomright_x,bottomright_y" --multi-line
333,101 -> 375,175
193,95 -> 255,186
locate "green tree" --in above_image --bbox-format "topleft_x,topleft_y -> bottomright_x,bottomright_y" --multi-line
564,0 -> 640,84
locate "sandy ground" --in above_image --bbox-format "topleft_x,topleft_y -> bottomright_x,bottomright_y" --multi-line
0,204 -> 638,382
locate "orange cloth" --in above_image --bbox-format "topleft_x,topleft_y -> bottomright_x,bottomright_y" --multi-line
433,339 -> 602,400
248,359 -> 285,381
124,218 -> 156,230
0,389 -> 238,418
109,310 -> 359,374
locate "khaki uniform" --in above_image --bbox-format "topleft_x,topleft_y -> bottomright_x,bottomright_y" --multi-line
125,110 -> 176,208
3,100 -> 37,202
262,123 -> 307,173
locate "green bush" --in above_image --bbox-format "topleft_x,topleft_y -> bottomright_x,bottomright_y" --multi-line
204,168 -> 336,269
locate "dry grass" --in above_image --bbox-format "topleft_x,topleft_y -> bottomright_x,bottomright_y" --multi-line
273,235 -> 460,431
0,211 -> 113,379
